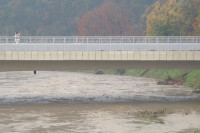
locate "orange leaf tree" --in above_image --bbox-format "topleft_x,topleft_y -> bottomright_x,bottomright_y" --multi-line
78,2 -> 137,36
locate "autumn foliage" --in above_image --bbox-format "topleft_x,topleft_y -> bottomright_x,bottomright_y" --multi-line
144,0 -> 200,36
145,0 -> 183,36
193,10 -> 200,35
78,2 -> 137,36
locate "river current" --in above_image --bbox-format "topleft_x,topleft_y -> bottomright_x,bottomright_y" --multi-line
0,71 -> 200,133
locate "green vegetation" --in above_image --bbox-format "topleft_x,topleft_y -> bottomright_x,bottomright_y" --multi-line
125,69 -> 147,77
195,130 -> 200,133
185,70 -> 200,89
100,69 -> 200,90
144,0 -> 200,36
125,69 -> 200,90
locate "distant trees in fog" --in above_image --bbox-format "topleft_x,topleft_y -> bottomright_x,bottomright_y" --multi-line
78,2 -> 138,36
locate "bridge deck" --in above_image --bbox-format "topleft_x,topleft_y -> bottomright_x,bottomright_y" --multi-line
0,36 -> 200,70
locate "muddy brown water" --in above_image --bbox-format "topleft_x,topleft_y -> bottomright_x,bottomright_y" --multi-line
0,71 -> 200,133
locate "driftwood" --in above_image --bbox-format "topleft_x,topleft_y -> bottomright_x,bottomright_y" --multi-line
157,72 -> 190,86
157,76 -> 183,85
192,89 -> 200,94
157,80 -> 172,85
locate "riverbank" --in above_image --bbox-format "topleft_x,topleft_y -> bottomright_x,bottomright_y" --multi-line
93,69 -> 200,90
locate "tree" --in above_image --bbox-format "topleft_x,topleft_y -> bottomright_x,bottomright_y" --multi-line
0,0 -> 105,36
78,2 -> 137,36
0,0 -> 157,36
179,0 -> 200,35
145,0 -> 184,36
116,0 -> 157,35
193,10 -> 200,35
144,0 -> 200,36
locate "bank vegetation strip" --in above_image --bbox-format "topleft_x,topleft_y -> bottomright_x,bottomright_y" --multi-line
95,69 -> 200,90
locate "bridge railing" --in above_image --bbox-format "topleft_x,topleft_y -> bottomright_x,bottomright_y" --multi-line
0,36 -> 200,51
0,36 -> 200,44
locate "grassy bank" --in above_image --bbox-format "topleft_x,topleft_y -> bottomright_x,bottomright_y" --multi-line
125,69 -> 200,90
97,69 -> 200,90
195,130 -> 200,133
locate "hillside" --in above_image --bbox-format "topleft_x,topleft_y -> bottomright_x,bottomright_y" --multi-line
0,0 -> 156,36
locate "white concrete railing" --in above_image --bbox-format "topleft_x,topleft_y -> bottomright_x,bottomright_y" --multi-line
0,36 -> 200,43
0,36 -> 200,51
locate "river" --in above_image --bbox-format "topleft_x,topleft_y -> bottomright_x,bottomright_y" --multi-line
0,71 -> 200,133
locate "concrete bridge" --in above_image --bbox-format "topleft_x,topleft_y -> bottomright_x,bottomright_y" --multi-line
0,36 -> 200,71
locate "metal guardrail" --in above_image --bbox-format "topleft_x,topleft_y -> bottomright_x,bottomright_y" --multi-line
0,36 -> 200,51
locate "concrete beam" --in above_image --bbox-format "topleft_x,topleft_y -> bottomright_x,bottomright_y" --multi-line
0,51 -> 200,61
0,51 -> 199,71
0,60 -> 200,71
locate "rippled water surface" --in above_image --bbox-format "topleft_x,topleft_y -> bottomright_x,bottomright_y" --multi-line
0,71 -> 200,133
